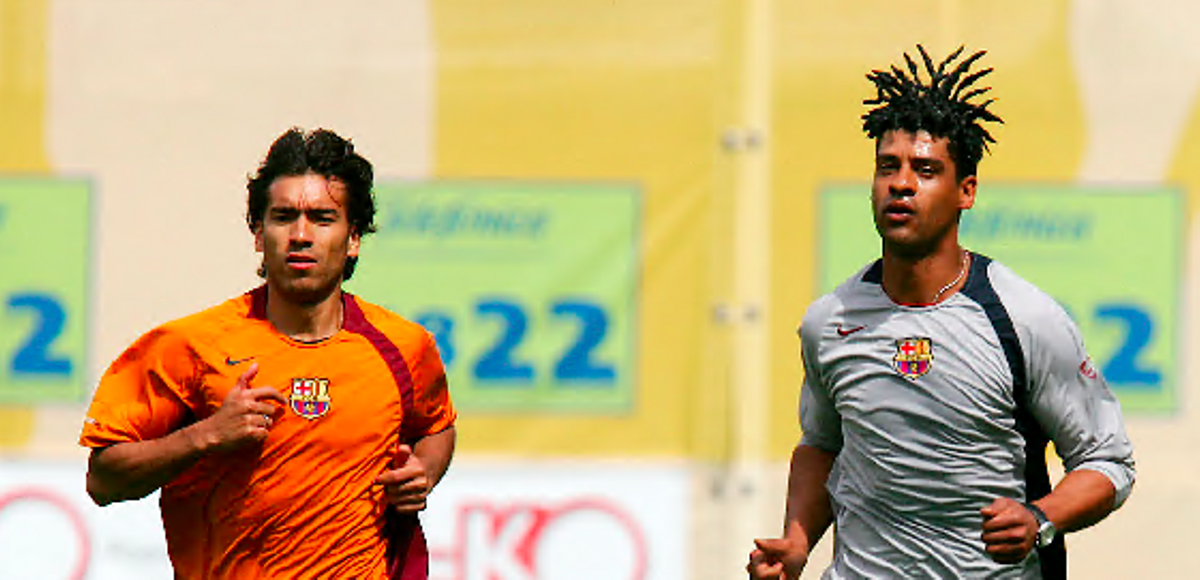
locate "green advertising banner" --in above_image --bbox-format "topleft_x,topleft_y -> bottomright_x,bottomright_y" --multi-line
0,178 -> 91,403
348,181 -> 640,413
821,185 -> 1181,413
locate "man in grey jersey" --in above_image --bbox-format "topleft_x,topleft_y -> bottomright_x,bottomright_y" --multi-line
747,46 -> 1135,580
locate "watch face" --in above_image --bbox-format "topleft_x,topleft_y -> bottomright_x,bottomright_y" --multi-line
1037,522 -> 1057,547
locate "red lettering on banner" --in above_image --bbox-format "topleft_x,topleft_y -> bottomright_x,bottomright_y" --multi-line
429,500 -> 647,580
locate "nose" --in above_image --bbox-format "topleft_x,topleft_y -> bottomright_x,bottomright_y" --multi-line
289,216 -> 313,246
889,165 -> 916,197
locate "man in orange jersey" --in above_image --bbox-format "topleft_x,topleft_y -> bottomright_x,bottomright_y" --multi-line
80,128 -> 456,579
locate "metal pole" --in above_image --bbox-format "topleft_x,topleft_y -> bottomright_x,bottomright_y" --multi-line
728,0 -> 774,573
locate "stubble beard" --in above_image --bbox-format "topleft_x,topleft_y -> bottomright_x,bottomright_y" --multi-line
267,265 -> 344,307
878,219 -> 957,262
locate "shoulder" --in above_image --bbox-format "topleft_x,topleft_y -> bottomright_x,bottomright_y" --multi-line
799,293 -> 838,341
982,259 -> 1072,329
345,294 -> 434,349
108,292 -> 250,373
799,261 -> 878,342
974,258 -> 1082,357
159,292 -> 261,345
169,292 -> 256,330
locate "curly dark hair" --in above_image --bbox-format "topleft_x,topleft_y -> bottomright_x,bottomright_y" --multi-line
246,127 -> 377,280
862,45 -> 1004,179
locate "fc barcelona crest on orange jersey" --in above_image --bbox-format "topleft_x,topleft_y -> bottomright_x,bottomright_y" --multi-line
893,337 -> 934,379
290,378 -> 332,419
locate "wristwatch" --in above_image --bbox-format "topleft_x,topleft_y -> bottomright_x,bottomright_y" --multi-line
1024,503 -> 1057,548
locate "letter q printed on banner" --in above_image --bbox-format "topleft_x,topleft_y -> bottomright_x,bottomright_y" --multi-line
421,463 -> 688,580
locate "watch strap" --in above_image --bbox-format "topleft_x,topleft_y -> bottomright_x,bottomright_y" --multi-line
1024,502 -> 1057,548
1024,502 -> 1049,526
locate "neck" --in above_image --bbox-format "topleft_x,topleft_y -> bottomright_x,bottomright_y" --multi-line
265,284 -> 345,342
881,242 -> 969,306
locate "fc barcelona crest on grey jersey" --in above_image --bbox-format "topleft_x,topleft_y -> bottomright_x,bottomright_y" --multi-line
892,337 -> 933,379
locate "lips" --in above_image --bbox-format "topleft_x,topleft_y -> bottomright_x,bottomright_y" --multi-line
286,254 -> 318,269
883,201 -> 915,221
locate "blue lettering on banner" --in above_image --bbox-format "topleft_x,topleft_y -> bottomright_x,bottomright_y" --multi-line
7,292 -> 73,377
551,300 -> 615,383
961,209 -> 1093,241
474,299 -> 536,382
1096,303 -> 1161,388
1061,299 -> 1161,390
381,201 -> 548,239
414,298 -> 617,388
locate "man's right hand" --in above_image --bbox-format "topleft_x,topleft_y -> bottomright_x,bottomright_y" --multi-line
188,364 -> 287,452
747,537 -> 807,580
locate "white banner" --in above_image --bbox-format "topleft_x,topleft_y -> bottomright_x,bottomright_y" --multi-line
0,460 -> 689,580
0,460 -> 171,580
425,462 -> 690,580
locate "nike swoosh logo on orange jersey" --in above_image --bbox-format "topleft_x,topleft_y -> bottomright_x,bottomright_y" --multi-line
836,324 -> 866,337
225,355 -> 255,366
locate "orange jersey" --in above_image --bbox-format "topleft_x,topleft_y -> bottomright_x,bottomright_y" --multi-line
80,286 -> 456,580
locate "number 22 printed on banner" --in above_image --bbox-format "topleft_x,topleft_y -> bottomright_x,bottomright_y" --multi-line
349,181 -> 639,413
415,298 -> 615,385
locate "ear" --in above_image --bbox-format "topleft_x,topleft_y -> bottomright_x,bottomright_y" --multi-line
254,224 -> 264,252
958,175 -> 977,210
348,231 -> 361,258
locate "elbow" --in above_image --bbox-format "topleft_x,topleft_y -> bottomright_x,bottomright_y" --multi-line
89,494 -> 116,507
86,458 -> 137,506
85,449 -> 115,506
86,471 -> 122,507
86,446 -> 133,506
87,481 -> 141,507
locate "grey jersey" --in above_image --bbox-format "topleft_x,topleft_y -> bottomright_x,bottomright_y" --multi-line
799,254 -> 1135,580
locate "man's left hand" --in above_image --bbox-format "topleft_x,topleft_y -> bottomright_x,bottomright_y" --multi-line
375,444 -> 431,513
980,497 -> 1038,563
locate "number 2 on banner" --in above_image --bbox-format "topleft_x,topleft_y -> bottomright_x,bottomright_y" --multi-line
551,300 -> 615,382
1062,300 -> 1163,389
1096,303 -> 1161,387
475,300 -> 535,381
6,292 -> 73,377
415,298 -> 616,386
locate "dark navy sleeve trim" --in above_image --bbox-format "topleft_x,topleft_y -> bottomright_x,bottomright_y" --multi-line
960,252 -> 1065,579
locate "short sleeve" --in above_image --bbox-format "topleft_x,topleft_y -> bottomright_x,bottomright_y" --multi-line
798,319 -> 843,453
401,330 -> 457,442
1024,303 -> 1136,507
79,327 -> 198,449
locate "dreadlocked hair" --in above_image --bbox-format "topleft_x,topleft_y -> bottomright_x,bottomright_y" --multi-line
862,45 -> 1003,178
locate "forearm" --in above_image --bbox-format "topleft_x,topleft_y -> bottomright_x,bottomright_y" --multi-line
412,425 -> 456,489
1033,468 -> 1118,534
783,444 -> 837,555
86,423 -> 209,506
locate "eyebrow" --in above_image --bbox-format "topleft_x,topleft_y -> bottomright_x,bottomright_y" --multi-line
875,153 -> 945,167
912,157 -> 945,169
267,207 -> 341,217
